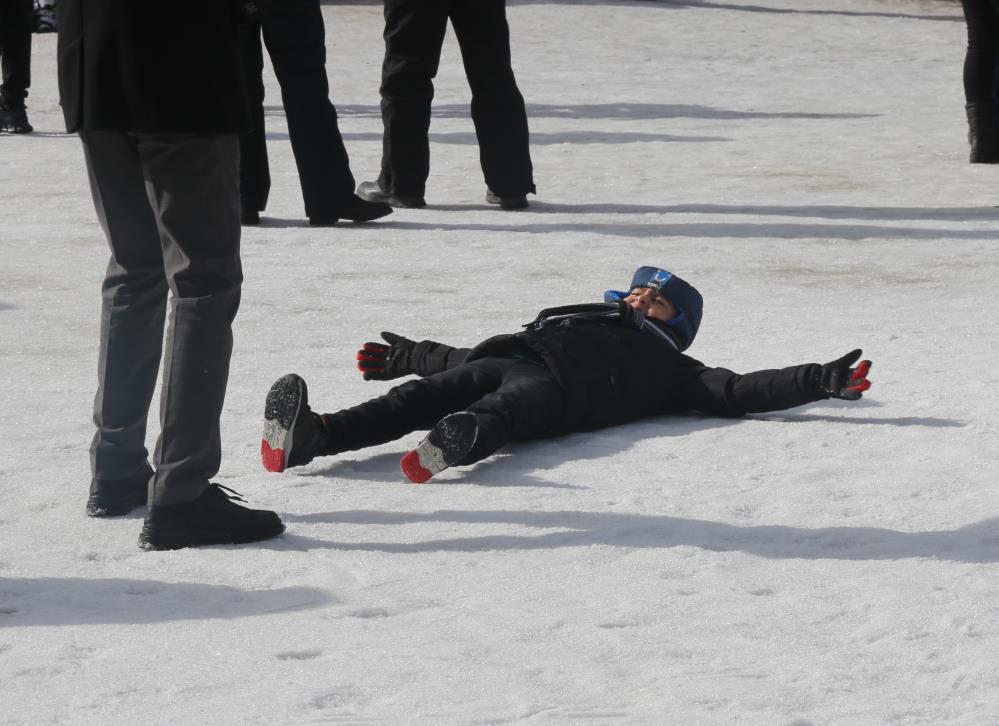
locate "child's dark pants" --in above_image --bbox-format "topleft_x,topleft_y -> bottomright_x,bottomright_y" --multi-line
323,356 -> 567,464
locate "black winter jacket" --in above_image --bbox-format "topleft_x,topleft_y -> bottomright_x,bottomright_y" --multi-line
57,0 -> 249,133
398,317 -> 829,433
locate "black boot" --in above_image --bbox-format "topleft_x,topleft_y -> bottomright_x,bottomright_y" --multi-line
261,373 -> 331,472
87,462 -> 153,517
138,484 -> 285,550
0,102 -> 32,134
400,412 -> 478,484
966,103 -> 999,163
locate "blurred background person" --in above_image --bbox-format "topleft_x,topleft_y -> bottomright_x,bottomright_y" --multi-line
960,0 -> 999,162
0,0 -> 34,133
356,0 -> 535,210
238,0 -> 392,226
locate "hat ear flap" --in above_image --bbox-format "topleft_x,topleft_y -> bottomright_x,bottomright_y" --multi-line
604,289 -> 627,303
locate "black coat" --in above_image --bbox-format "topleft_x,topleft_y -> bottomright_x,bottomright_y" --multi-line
57,0 -> 249,133
402,318 -> 827,433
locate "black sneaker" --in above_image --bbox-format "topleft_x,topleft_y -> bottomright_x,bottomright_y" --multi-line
356,181 -> 426,209
87,462 -> 153,517
138,484 -> 285,550
0,104 -> 32,134
400,412 -> 478,484
262,373 -> 328,473
485,189 -> 528,210
310,194 -> 393,225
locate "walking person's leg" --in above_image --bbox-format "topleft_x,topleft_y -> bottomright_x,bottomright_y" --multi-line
450,0 -> 534,203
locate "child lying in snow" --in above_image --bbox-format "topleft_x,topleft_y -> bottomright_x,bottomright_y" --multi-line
261,266 -> 872,483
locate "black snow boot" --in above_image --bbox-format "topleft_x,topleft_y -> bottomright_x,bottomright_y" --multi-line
138,484 -> 285,550
400,412 -> 478,484
966,103 -> 999,163
261,373 -> 331,472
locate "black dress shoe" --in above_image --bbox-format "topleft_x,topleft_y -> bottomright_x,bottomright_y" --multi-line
309,194 -> 393,226
356,181 -> 426,209
0,103 -> 32,134
138,483 -> 285,551
485,189 -> 529,210
241,208 -> 260,225
87,463 -> 153,517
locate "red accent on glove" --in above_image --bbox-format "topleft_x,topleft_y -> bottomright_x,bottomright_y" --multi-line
356,342 -> 389,373
846,359 -> 873,394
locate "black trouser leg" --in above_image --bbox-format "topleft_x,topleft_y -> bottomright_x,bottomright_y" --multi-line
138,134 -> 243,505
377,0 -> 448,198
0,0 -> 33,105
461,360 -> 564,463
450,0 -> 534,197
83,132 -> 242,506
322,357 -> 565,464
238,20 -> 271,213
961,0 -> 999,105
81,132 -> 169,486
260,0 -> 355,215
323,358 -> 506,452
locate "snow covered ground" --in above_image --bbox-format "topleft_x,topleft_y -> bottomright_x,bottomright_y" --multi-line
3,0 -> 998,723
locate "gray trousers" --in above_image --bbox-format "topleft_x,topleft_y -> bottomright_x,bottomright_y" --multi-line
81,131 -> 242,506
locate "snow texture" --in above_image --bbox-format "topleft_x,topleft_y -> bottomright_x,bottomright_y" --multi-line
2,0 -> 998,723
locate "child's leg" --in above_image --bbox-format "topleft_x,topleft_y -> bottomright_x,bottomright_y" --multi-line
399,360 -> 565,482
460,360 -> 566,464
263,360 -> 510,472
321,357 -> 512,453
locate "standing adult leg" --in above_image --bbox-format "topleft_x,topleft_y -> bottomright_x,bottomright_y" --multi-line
961,0 -> 999,161
376,0 -> 449,200
136,133 -> 244,506
258,0 -> 355,217
238,18 -> 271,219
81,131 -> 169,506
449,0 -> 534,198
0,0 -> 33,132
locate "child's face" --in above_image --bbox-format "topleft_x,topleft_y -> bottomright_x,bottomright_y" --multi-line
624,287 -> 678,323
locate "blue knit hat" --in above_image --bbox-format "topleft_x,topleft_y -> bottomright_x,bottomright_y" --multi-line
604,266 -> 703,350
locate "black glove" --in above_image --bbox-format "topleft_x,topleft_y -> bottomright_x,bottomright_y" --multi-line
356,331 -> 415,381
819,349 -> 872,400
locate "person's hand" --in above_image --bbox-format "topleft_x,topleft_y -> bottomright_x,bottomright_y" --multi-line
819,349 -> 872,400
356,332 -> 415,381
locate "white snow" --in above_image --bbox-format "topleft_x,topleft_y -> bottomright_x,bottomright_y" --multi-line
3,0 -> 998,723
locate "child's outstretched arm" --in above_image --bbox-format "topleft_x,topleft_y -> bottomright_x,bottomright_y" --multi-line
683,349 -> 873,416
356,332 -> 471,381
